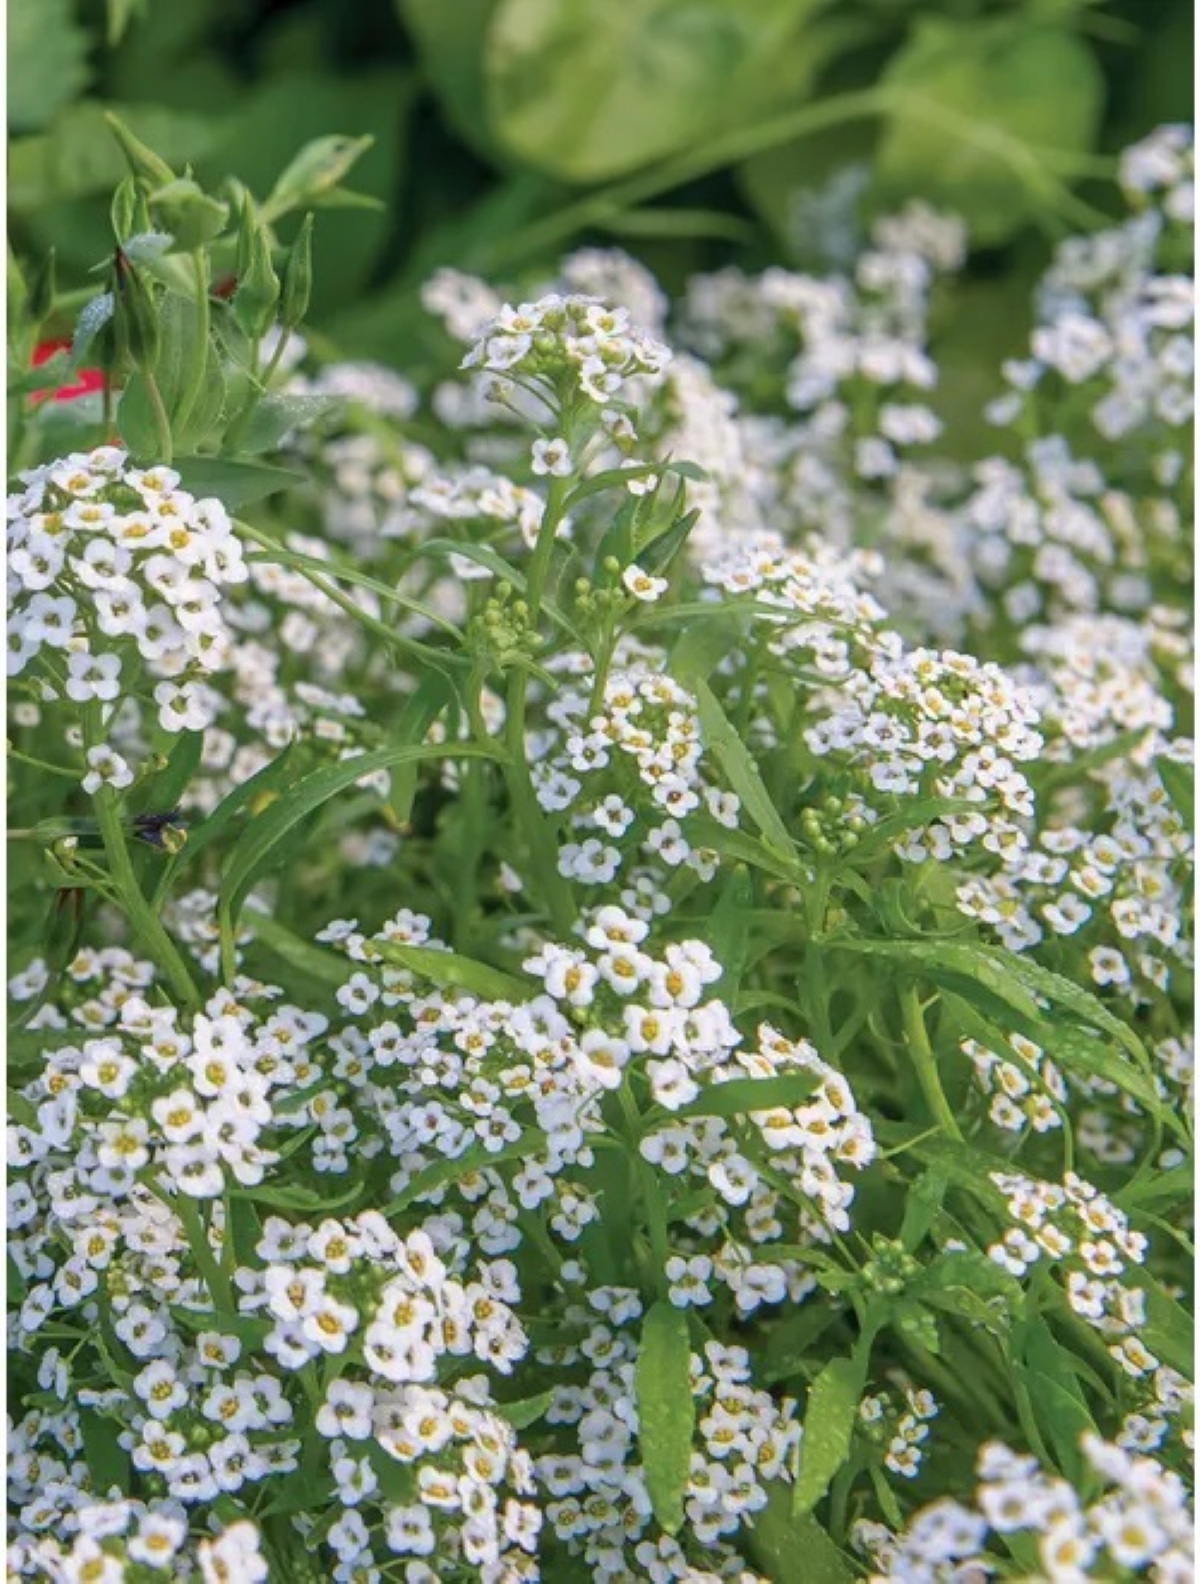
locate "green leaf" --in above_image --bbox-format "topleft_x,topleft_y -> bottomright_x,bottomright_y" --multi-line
383,1130 -> 546,1216
636,1300 -> 694,1535
219,740 -> 505,929
495,1389 -> 555,1430
828,937 -> 1045,1027
388,672 -> 456,824
1016,1318 -> 1098,1481
671,1073 -> 821,1124
116,375 -> 162,462
1155,755 -> 1194,836
485,0 -> 827,184
229,1178 -> 363,1212
80,1411 -> 131,1497
211,73 -> 413,317
174,456 -> 304,509
9,0 -> 91,134
874,18 -> 1103,245
134,729 -> 204,815
749,1486 -> 856,1584
369,941 -> 529,1003
688,678 -> 796,859
239,392 -> 342,455
793,1354 -> 865,1516
1141,1274 -> 1195,1377
246,910 -> 350,988
177,742 -> 300,870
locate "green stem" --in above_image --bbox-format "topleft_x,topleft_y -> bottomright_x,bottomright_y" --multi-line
142,370 -> 173,464
94,785 -> 200,1008
898,983 -> 963,1141
224,325 -> 292,451
501,468 -> 578,933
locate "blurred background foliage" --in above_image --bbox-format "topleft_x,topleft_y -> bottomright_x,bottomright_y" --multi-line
8,0 -> 1192,442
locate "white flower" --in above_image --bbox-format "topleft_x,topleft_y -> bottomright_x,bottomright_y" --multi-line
622,564 -> 669,602
531,436 -> 573,476
82,744 -> 134,794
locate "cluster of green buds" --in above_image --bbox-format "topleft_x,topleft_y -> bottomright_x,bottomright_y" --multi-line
573,561 -> 631,621
861,1234 -> 922,1299
467,583 -> 544,673
798,792 -> 871,857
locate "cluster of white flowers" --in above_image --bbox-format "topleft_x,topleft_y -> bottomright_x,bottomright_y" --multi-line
538,1330 -> 798,1577
859,1384 -> 939,1480
7,450 -> 247,735
461,293 -> 672,410
989,126 -> 1193,444
987,1170 -> 1162,1379
854,1435 -> 1193,1581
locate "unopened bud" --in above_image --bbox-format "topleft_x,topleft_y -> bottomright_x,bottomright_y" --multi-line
279,214 -> 313,330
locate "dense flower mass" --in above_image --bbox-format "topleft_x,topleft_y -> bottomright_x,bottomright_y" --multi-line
8,451 -> 247,714
6,121 -> 1193,1582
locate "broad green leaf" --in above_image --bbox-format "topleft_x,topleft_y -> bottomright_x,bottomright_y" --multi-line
174,456 -> 304,509
486,0 -> 827,184
707,864 -> 754,999
369,941 -> 529,1003
240,392 -> 342,455
8,0 -> 91,134
748,1486 -> 856,1584
1016,1317 -> 1098,1481
762,1305 -> 844,1386
80,1411 -> 132,1497
116,375 -> 162,463
793,1354 -> 866,1516
829,937 -> 1045,1027
636,1301 -> 694,1535
874,19 -> 1103,245
220,740 -> 505,928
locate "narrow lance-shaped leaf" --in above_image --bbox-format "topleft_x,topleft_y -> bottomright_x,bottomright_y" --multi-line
636,1301 -> 695,1535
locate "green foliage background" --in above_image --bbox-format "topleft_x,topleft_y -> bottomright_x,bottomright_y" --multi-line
8,0 -> 1192,426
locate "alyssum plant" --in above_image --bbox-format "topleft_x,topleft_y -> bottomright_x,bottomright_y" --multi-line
6,121 -> 1194,1581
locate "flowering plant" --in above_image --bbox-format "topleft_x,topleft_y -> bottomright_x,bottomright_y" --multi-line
7,105 -> 1194,1584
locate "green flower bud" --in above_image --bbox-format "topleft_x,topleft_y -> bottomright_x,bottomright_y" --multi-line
111,177 -> 140,244
104,111 -> 176,187
279,214 -> 313,330
234,195 -> 281,339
